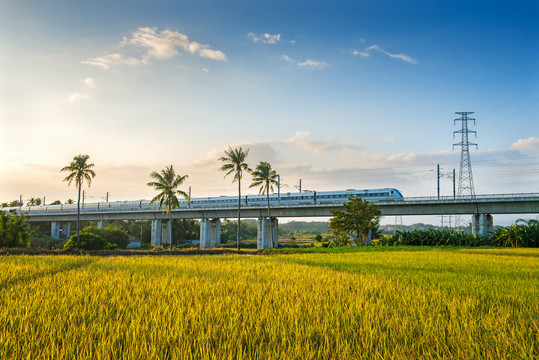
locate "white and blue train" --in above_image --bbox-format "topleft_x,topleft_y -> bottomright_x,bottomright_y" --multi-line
10,188 -> 403,212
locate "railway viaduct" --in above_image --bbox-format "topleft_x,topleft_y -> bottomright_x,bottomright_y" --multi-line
17,193 -> 539,249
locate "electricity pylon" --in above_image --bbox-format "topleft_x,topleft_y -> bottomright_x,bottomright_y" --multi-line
453,112 -> 477,230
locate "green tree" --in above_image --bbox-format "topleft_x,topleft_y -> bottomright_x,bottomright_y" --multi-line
250,161 -> 279,248
219,146 -> 251,250
65,199 -> 75,204
329,196 -> 382,246
0,210 -> 29,247
26,198 -> 37,207
50,200 -> 62,205
8,200 -> 21,207
61,154 -> 96,245
147,165 -> 189,248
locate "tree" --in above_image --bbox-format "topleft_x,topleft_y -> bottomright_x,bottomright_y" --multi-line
219,146 -> 251,250
250,161 -> 279,248
147,165 -> 189,248
50,200 -> 62,205
26,198 -> 37,207
329,196 -> 382,246
65,199 -> 75,204
61,154 -> 96,245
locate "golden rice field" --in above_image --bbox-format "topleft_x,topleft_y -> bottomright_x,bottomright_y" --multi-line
0,247 -> 537,359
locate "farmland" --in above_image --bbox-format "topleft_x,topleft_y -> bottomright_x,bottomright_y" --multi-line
0,247 -> 537,359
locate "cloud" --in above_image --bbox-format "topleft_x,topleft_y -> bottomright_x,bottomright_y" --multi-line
84,78 -> 95,87
83,27 -> 227,69
281,54 -> 294,63
352,44 -> 418,64
67,93 -> 89,103
510,137 -> 539,152
284,132 -> 336,153
281,55 -> 329,70
297,59 -> 330,69
247,32 -> 295,45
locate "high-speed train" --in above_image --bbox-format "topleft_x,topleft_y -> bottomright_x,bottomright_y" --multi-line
10,188 -> 403,212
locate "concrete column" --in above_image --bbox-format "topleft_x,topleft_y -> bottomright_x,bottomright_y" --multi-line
163,220 -> 172,245
210,219 -> 221,248
200,218 -> 221,249
62,223 -> 71,239
472,214 -> 480,235
151,219 -> 162,246
473,214 -> 492,237
97,220 -> 105,229
486,214 -> 494,234
51,222 -> 60,239
257,217 -> 278,249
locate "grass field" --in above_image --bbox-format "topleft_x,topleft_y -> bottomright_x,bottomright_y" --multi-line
0,247 -> 537,359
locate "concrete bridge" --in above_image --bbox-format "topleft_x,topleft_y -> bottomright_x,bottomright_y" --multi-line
16,192 -> 539,248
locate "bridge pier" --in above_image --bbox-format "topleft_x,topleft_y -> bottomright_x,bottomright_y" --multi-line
200,218 -> 220,249
97,220 -> 105,229
151,219 -> 173,246
51,222 -> 71,239
151,219 -> 162,246
257,217 -> 278,249
51,222 -> 60,239
472,214 -> 493,237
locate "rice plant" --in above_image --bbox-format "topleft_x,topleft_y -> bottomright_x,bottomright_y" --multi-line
0,248 -> 537,359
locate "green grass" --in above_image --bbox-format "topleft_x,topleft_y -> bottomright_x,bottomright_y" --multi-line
0,248 -> 537,359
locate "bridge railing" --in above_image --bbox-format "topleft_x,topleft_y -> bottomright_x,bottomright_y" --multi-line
380,192 -> 539,203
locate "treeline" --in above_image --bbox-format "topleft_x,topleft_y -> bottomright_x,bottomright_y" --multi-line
380,219 -> 538,247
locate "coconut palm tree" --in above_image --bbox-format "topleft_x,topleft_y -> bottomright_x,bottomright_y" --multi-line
219,147 -> 251,250
61,154 -> 96,245
250,161 -> 279,248
147,165 -> 189,248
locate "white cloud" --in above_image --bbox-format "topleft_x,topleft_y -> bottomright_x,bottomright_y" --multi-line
282,55 -> 329,69
297,59 -> 329,69
352,44 -> 418,64
247,32 -> 289,44
285,131 -> 336,153
67,93 -> 89,104
84,78 -> 95,87
83,27 -> 227,69
510,137 -> 539,152
351,49 -> 369,58
281,54 -> 294,63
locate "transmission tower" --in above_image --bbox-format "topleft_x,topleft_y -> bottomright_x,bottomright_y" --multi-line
453,112 -> 478,230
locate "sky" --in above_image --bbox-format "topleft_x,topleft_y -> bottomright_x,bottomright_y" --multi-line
1,0 -> 538,225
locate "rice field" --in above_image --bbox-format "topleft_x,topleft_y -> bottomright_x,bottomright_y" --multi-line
0,248 -> 537,359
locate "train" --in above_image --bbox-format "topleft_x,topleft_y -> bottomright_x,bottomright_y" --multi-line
9,188 -> 404,212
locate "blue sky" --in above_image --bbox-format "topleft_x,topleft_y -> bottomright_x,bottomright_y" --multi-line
1,0 -> 537,224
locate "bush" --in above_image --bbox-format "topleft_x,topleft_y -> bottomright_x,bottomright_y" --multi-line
81,225 -> 130,249
29,235 -> 66,250
63,232 -> 108,250
0,210 -> 29,248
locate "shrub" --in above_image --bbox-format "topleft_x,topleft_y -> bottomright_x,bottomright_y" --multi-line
63,232 -> 108,250
0,210 -> 29,248
81,225 -> 130,249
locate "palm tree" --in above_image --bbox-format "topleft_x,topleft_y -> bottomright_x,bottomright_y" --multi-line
250,161 -> 279,248
219,147 -> 251,250
147,165 -> 189,248
61,154 -> 96,245
26,197 -> 37,207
